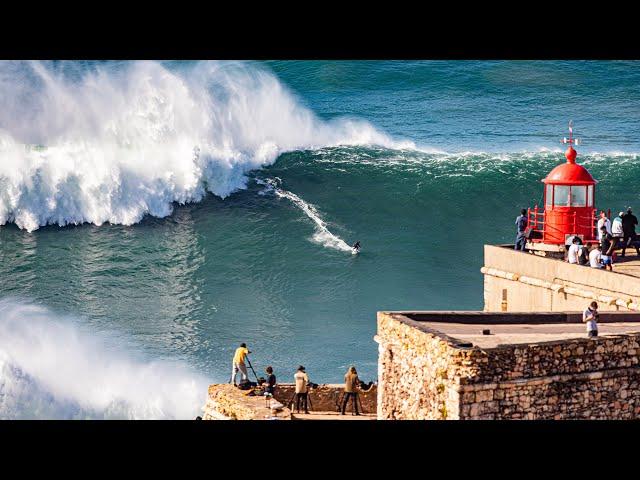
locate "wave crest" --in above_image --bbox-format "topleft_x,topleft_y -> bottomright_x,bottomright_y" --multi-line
0,61 -> 412,231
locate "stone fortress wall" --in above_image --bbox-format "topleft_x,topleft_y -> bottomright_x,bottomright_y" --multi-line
376,311 -> 640,419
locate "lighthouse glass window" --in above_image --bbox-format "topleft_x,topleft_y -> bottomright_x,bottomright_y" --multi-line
570,186 -> 587,207
554,186 -> 570,206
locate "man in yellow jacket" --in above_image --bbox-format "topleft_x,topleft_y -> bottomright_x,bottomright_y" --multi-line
230,342 -> 250,386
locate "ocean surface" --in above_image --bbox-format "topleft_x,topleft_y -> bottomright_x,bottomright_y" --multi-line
1,60 -> 640,419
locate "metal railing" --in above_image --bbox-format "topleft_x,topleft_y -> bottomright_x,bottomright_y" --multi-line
527,206 -> 598,241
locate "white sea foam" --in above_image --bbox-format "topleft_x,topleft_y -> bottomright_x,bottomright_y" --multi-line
258,178 -> 354,253
0,298 -> 208,419
0,60 -> 415,232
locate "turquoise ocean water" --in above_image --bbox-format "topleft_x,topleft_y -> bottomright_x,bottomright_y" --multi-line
1,60 -> 640,418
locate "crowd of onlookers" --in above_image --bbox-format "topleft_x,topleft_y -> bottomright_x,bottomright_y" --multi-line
566,208 -> 639,270
514,208 -> 640,270
229,343 -> 367,415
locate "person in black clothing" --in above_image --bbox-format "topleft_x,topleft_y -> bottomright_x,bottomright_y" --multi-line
264,366 -> 276,395
578,243 -> 589,266
600,226 -> 616,271
621,208 -> 640,257
514,209 -> 528,251
352,241 -> 361,252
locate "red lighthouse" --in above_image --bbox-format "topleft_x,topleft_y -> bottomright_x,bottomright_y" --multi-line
527,121 -> 598,251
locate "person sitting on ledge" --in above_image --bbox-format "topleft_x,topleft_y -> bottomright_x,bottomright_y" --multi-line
567,237 -> 583,265
583,301 -> 599,338
578,243 -> 589,266
589,245 -> 603,269
600,226 -> 616,271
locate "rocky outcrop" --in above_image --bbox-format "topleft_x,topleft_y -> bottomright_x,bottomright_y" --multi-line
202,384 -> 291,420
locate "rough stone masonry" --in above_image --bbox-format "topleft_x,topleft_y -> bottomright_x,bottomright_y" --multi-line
375,311 -> 640,419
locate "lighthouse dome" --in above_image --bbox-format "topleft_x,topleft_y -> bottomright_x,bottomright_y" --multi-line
543,145 -> 596,185
543,162 -> 596,185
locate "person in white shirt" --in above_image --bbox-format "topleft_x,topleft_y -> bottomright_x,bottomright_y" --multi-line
597,211 -> 612,240
583,301 -> 599,338
567,237 -> 583,264
612,211 -> 624,239
589,245 -> 603,268
293,365 -> 310,414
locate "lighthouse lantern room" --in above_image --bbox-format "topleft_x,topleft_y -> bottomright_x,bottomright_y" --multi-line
527,121 -> 598,249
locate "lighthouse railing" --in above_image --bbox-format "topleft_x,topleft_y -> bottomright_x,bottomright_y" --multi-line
527,206 -> 545,236
527,206 -> 598,242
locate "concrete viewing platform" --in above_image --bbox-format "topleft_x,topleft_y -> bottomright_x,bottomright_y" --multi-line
523,242 -> 640,279
392,311 -> 640,349
431,321 -> 640,349
483,244 -> 640,313
604,253 -> 640,278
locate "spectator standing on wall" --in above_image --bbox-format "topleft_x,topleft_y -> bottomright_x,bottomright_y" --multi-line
514,209 -> 528,251
264,366 -> 277,395
293,365 -> 310,414
597,211 -> 611,241
612,211 -> 624,240
583,301 -> 599,338
230,342 -> 251,386
341,366 -> 361,416
600,226 -> 616,271
621,208 -> 640,257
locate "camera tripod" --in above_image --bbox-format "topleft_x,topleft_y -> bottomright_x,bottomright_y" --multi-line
336,391 -> 365,415
287,390 -> 314,414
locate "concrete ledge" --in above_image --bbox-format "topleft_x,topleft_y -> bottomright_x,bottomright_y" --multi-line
383,310 -> 640,325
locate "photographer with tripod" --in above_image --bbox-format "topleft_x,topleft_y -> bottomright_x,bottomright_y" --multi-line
341,366 -> 361,416
583,301 -> 599,338
293,365 -> 310,414
230,342 -> 251,386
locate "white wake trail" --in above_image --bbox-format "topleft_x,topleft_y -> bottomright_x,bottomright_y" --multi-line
258,178 -> 353,253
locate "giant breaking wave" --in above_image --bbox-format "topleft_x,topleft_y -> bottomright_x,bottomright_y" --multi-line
0,61 -> 414,232
0,298 -> 207,419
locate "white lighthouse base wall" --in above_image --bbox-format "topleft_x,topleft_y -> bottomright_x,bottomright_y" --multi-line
483,245 -> 640,313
